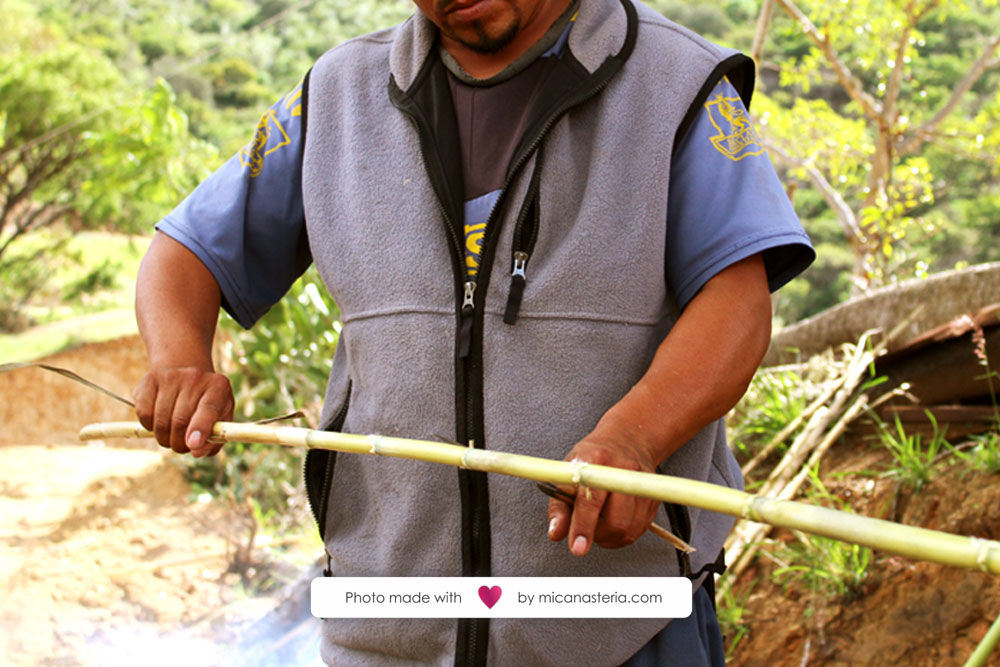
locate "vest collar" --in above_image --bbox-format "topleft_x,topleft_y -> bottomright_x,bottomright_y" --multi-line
389,0 -> 631,93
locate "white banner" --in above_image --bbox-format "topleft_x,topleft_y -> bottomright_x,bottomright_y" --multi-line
312,577 -> 692,618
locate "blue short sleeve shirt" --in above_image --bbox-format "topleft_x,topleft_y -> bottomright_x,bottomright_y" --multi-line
157,82 -> 310,328
665,78 -> 813,309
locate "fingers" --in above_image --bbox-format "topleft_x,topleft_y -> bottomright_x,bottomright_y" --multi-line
559,488 -> 657,555
568,485 -> 609,556
547,497 -> 571,543
547,440 -> 661,556
133,374 -> 157,432
153,374 -> 184,452
132,368 -> 233,457
592,489 -> 638,547
186,375 -> 234,457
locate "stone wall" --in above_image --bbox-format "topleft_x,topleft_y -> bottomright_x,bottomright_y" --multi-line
765,262 -> 1000,366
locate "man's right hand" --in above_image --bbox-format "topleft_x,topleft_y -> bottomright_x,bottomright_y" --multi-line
133,367 -> 234,457
135,232 -> 232,458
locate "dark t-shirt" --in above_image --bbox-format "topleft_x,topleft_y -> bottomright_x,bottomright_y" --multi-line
445,5 -> 575,279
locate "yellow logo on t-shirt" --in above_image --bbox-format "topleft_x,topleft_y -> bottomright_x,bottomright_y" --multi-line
283,84 -> 303,117
239,109 -> 291,178
705,92 -> 764,162
464,223 -> 486,276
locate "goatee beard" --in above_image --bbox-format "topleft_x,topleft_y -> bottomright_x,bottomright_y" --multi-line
461,18 -> 521,54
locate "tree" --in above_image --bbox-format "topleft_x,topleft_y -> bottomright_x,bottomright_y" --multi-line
753,0 -> 1000,291
0,3 -> 217,330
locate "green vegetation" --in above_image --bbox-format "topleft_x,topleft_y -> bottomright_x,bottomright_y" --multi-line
872,410 -> 949,492
966,431 -> 1000,475
772,471 -> 872,601
220,268 -> 340,424
716,576 -> 756,659
0,309 -> 137,363
0,232 -> 147,362
1,1 -> 216,331
754,0 -> 1000,318
728,366 -> 810,462
774,531 -> 872,600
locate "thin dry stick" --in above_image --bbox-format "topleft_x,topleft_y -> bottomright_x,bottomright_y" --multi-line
759,332 -> 875,496
724,378 -> 918,592
721,316 -> 921,601
741,376 -> 842,477
726,393 -> 872,582
80,421 -> 1000,576
756,315 -> 917,501
724,332 -> 885,567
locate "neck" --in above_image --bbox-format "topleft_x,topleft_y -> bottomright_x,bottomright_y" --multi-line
440,0 -> 573,79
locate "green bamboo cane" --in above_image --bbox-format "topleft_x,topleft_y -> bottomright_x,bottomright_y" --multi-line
80,420 -> 1000,576
965,611 -> 1000,667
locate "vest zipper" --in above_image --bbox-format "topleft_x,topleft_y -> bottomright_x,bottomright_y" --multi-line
385,6 -> 638,660
458,280 -> 476,357
503,151 -> 542,324
389,79 -> 492,666
503,251 -> 530,325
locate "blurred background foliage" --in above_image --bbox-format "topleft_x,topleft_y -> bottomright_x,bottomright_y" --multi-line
1,0 -> 996,331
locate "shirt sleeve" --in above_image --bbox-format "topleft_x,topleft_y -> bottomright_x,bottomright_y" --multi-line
666,78 -> 815,311
156,81 -> 311,329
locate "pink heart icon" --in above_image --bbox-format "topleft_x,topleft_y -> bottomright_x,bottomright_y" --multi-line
478,585 -> 502,609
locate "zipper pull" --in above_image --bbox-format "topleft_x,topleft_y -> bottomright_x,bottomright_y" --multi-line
503,252 -> 529,325
459,280 -> 476,357
462,280 -> 476,310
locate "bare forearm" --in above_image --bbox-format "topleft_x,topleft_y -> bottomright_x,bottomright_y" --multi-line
133,232 -> 234,456
596,253 -> 772,465
548,253 -> 772,555
136,232 -> 222,371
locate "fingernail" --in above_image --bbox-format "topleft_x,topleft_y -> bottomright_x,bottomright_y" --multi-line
188,431 -> 203,449
549,517 -> 559,536
572,536 -> 588,555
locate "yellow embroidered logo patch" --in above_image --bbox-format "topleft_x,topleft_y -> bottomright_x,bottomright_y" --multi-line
283,83 -> 303,118
464,222 -> 486,277
239,108 -> 291,178
705,93 -> 764,162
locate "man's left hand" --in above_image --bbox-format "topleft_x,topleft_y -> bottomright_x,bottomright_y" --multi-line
546,431 -> 660,556
544,254 -> 773,557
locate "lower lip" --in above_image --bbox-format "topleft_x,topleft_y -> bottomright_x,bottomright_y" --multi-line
448,0 -> 493,22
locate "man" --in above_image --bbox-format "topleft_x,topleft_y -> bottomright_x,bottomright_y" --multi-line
134,0 -> 814,664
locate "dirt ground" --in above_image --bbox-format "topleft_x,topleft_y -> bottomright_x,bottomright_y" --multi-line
0,336 -> 148,446
728,446 -> 1000,666
0,336 -> 321,667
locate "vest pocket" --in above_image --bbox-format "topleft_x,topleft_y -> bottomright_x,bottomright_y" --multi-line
304,379 -> 352,549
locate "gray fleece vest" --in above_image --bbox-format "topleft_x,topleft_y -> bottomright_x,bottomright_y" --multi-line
301,0 -> 754,664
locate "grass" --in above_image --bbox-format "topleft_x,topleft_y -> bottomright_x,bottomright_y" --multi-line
0,308 -> 139,362
0,230 -> 148,362
874,410 -> 950,493
773,532 -> 872,601
773,478 -> 872,604
771,470 -> 872,602
717,576 -> 756,659
729,366 -> 809,462
944,428 -> 1000,475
